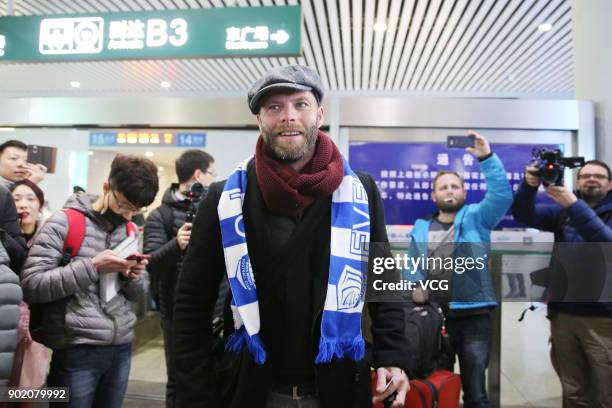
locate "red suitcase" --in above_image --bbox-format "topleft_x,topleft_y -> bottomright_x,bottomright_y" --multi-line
373,369 -> 461,408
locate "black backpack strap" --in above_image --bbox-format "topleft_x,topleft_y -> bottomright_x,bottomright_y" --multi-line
158,204 -> 175,240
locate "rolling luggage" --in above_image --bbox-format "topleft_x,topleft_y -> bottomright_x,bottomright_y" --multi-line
372,369 -> 461,408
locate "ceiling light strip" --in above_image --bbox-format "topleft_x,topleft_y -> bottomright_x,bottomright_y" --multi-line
301,0 -> 331,90
383,0 -> 415,90
467,0 -> 557,91
352,0 -> 363,89
360,0 -> 375,90
401,0 -> 445,90
368,0 -> 389,89
325,0 -> 346,90
416,0 -> 465,90
375,0 -> 401,90
442,0 -> 507,91
451,0 -> 523,91
392,0 -> 428,89
484,0 -> 569,91
339,0 -> 353,90
312,0 -> 339,90
432,0 -> 494,91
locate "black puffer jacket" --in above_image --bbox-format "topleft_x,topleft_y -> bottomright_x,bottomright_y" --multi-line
0,184 -> 26,272
144,185 -> 190,319
144,185 -> 227,320
0,242 -> 21,386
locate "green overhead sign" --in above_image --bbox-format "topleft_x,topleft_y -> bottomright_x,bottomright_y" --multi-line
0,6 -> 301,62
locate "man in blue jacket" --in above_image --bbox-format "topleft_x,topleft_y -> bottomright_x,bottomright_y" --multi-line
406,131 -> 512,408
512,159 -> 612,408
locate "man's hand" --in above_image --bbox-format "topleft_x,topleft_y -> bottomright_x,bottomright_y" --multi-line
465,130 -> 491,159
524,164 -> 541,187
26,163 -> 47,184
372,367 -> 410,407
412,286 -> 429,304
545,185 -> 578,208
123,258 -> 147,280
92,250 -> 132,274
177,222 -> 192,250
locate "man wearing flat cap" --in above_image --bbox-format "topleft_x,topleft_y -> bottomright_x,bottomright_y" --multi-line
174,65 -> 410,407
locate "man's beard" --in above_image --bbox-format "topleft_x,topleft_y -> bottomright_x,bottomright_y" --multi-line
580,185 -> 606,204
436,198 -> 465,213
262,123 -> 319,163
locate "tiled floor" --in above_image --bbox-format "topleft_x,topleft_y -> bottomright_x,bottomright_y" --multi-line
126,302 -> 562,407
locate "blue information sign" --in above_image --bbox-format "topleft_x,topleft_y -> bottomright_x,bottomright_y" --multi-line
90,132 -> 117,146
349,142 -> 561,228
90,131 -> 206,147
175,132 -> 206,147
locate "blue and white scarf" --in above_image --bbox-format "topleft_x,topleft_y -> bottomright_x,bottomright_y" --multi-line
218,156 -> 370,365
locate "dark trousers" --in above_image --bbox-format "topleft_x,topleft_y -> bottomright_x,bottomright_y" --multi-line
161,318 -> 176,408
47,343 -> 132,408
549,311 -> 612,407
444,313 -> 492,408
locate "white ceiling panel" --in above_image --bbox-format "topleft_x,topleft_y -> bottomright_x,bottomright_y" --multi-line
0,0 -> 574,98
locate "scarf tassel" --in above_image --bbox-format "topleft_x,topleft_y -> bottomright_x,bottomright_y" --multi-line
315,336 -> 365,364
225,328 -> 267,365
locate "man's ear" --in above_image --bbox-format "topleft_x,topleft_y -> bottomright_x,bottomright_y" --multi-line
193,168 -> 203,181
256,113 -> 263,130
317,106 -> 324,128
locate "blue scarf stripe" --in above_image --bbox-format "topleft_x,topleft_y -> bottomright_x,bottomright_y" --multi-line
228,278 -> 259,304
218,156 -> 370,365
219,215 -> 247,248
328,257 -> 367,281
330,203 -> 370,229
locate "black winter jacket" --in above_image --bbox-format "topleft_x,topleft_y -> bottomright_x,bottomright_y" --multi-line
0,184 -> 27,272
144,185 -> 228,320
174,161 -> 410,408
144,186 -> 191,319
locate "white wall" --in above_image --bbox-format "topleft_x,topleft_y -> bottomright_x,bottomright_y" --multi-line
573,0 -> 612,164
0,129 -> 89,211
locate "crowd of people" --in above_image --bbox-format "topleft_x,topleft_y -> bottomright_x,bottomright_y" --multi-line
0,64 -> 610,408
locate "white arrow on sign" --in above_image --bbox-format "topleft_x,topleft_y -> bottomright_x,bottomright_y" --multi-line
270,30 -> 289,45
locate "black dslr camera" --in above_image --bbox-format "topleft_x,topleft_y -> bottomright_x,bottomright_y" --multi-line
531,148 -> 585,186
185,182 -> 208,223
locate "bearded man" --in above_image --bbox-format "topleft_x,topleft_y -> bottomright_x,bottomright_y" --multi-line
513,159 -> 612,407
173,65 -> 411,408
406,131 -> 512,408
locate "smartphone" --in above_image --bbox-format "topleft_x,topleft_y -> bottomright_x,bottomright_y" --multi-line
27,145 -> 58,173
447,135 -> 475,148
126,253 -> 150,262
382,378 -> 397,408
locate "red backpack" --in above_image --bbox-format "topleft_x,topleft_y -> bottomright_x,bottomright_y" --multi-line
60,208 -> 137,264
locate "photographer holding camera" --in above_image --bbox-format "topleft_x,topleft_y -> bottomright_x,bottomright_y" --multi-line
512,159 -> 612,407
143,149 -> 222,408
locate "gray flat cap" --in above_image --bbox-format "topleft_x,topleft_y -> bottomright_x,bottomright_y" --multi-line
248,64 -> 324,114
